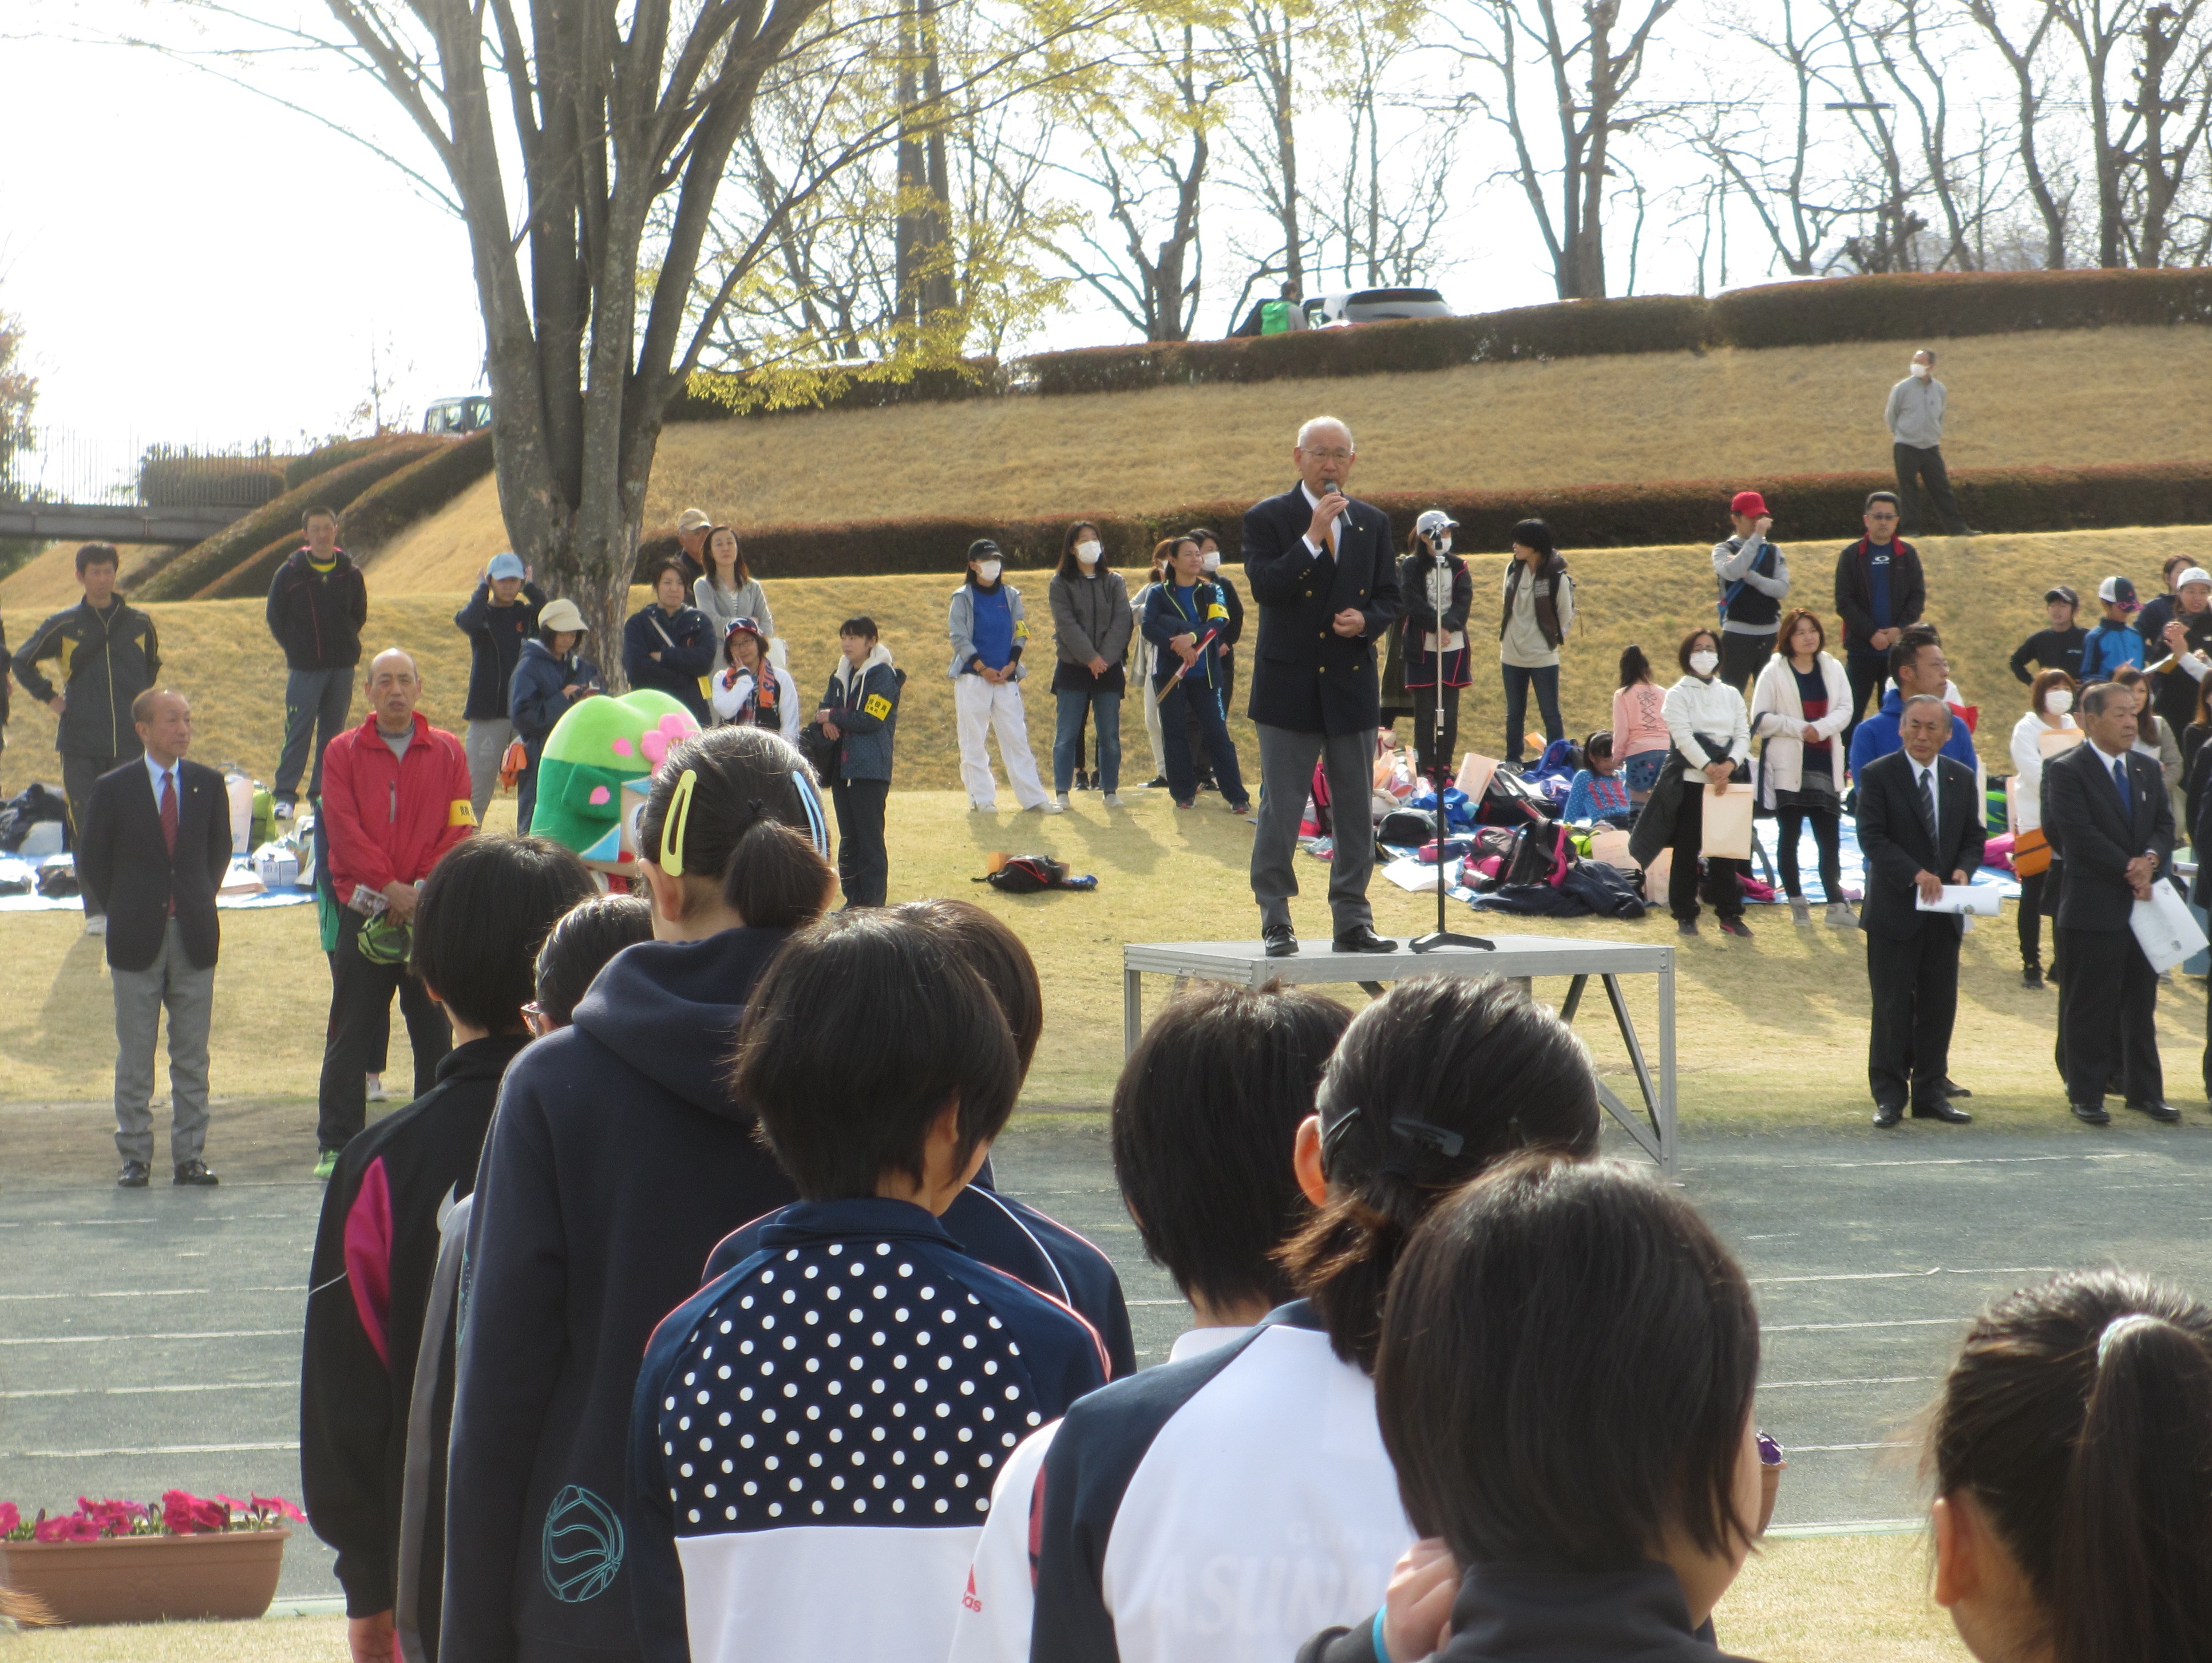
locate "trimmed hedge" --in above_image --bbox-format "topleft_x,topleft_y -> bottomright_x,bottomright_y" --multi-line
139,456 -> 288,510
286,437 -> 392,492
627,459 -> 2212,580
667,360 -> 1005,422
135,436 -> 444,602
1711,268 -> 2212,351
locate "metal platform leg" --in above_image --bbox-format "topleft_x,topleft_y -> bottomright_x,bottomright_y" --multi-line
1123,966 -> 1143,1057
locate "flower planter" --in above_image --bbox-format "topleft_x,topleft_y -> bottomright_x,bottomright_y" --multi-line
0,1527 -> 288,1624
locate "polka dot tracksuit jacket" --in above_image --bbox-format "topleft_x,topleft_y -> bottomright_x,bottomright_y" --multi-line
626,1198 -> 1109,1663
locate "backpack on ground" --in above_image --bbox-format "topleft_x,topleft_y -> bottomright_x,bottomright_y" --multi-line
977,855 -> 1098,894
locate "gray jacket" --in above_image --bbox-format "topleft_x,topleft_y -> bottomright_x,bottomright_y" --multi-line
1885,375 -> 1946,448
948,582 -> 1030,681
694,574 -> 774,673
1048,569 -> 1133,667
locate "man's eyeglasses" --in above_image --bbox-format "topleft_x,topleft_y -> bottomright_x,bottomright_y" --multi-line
1299,447 -> 1354,464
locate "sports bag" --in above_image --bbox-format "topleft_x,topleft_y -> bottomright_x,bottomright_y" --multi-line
977,855 -> 1099,894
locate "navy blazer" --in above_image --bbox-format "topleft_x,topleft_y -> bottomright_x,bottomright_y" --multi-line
1242,481 -> 1403,734
2046,740 -> 2174,932
1854,749 -> 1987,939
77,756 -> 232,973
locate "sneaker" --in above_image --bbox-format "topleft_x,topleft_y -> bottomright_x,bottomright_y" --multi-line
365,1073 -> 387,1103
1055,793 -> 1071,809
84,913 -> 106,937
1826,902 -> 1858,929
1103,793 -> 1125,808
1228,801 -> 1252,816
1034,799 -> 1065,815
1677,918 -> 1698,937
1145,775 -> 1169,789
970,800 -> 995,813
1719,917 -> 1754,939
1788,898 -> 1811,926
312,1150 -> 339,1181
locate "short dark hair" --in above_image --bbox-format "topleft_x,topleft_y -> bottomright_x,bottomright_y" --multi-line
1865,490 -> 1902,514
650,558 -> 689,588
636,725 -> 834,929
891,898 -> 1042,1072
1276,975 -> 1600,1370
1582,729 -> 1613,763
1889,627 -> 1941,683
302,505 -> 339,528
1378,1154 -> 1759,1573
2080,679 -> 2134,718
2032,668 -> 2078,719
538,621 -> 579,647
533,892 -> 654,1027
839,616 -> 879,641
1617,643 -> 1653,690
1774,606 -> 1826,655
1187,527 -> 1220,547
1930,1270 -> 2212,1663
1510,518 -> 1555,555
733,910 -> 1020,1199
1114,983 -> 1352,1314
1676,629 -> 1719,674
410,835 -> 597,1033
76,542 -> 120,575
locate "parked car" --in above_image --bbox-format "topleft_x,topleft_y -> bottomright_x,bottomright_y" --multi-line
424,396 -> 493,436
1303,287 -> 1452,326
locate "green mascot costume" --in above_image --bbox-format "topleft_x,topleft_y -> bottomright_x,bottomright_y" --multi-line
529,689 -> 701,859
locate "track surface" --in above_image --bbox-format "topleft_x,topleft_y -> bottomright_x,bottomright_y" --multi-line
5,1115 -> 2210,1596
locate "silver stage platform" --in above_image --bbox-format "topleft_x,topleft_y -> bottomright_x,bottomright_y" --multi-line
1122,936 -> 1677,1174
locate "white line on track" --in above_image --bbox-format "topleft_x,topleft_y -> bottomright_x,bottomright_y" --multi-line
1,1381 -> 295,1400
0,1329 -> 296,1345
1750,1267 -> 2054,1285
1819,1153 -> 2150,1170
1759,1376 -> 1938,1389
1783,1441 -> 1915,1453
1763,1317 -> 1966,1333
0,1285 -> 306,1302
5,1440 -> 302,1458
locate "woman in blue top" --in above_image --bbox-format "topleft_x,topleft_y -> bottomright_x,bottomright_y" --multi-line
1142,535 -> 1251,813
622,560 -> 714,724
949,539 -> 1058,814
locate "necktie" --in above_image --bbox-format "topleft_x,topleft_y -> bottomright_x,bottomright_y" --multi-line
2114,757 -> 2131,815
1918,767 -> 1938,847
160,771 -> 179,918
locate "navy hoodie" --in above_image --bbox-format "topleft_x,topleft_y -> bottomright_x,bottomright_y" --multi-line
441,930 -> 801,1663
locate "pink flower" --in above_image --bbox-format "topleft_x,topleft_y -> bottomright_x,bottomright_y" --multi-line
0,1502 -> 18,1534
160,1490 -> 229,1535
34,1514 -> 99,1543
250,1494 -> 306,1523
76,1498 -> 145,1537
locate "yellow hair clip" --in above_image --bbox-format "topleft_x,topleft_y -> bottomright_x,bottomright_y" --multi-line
662,768 -> 700,878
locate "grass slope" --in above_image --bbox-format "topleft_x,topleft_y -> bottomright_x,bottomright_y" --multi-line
362,325 -> 2212,591
0,543 -> 176,612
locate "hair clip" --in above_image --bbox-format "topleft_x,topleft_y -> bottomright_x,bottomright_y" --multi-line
2096,1312 -> 2167,1365
662,768 -> 700,877
789,765 -> 830,857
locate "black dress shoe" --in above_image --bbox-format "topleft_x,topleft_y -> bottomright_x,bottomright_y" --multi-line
173,1159 -> 220,1187
1872,1102 -> 1903,1128
117,1161 -> 151,1189
2127,1100 -> 2182,1123
1332,925 -> 1398,953
1912,1100 -> 1972,1124
1939,1077 -> 1972,1099
1263,924 -> 1299,958
2071,1101 -> 2112,1125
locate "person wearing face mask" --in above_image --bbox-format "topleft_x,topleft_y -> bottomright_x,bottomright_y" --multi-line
1182,530 -> 1245,792
1885,349 -> 1976,538
949,539 -> 1060,814
1047,522 -> 1133,808
2009,671 -> 2076,990
1398,511 -> 1473,785
1628,629 -> 1754,939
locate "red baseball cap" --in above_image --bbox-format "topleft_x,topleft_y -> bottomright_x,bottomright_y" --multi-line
1731,491 -> 1768,517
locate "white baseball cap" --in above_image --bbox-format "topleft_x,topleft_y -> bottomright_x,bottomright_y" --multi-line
2179,567 -> 2212,589
538,598 -> 589,633
1414,509 -> 1458,538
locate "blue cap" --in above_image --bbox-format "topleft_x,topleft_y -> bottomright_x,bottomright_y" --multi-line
488,551 -> 526,580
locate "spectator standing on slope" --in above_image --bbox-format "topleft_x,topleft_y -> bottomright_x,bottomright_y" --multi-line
452,552 -> 545,823
1047,522 -> 1132,808
1848,631 -> 1978,780
1610,644 -> 1671,804
2078,576 -> 2147,684
1833,491 -> 1926,739
707,618 -> 799,742
1498,519 -> 1572,765
1752,608 -> 1853,929
670,507 -> 711,583
13,542 -> 161,934
623,560 -> 714,725
1711,490 -> 1790,695
506,601 -> 599,837
814,617 -> 903,909
1400,510 -> 1473,784
2008,585 -> 2086,687
313,649 -> 476,1178
2144,564 -> 2212,733
1885,349 -> 1977,538
2010,670 -> 2075,991
266,506 -> 369,820
2127,554 -> 2195,658
693,526 -> 774,675
950,539 -> 1060,814
1184,528 -> 1246,792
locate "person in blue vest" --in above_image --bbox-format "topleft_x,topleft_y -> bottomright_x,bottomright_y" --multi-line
949,540 -> 1058,813
1710,489 -> 1791,696
1142,534 -> 1251,813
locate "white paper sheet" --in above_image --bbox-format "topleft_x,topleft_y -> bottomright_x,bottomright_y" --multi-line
1914,884 -> 2003,916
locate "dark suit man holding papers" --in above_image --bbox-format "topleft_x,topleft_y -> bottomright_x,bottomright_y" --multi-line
1857,695 -> 1986,1127
1243,417 -> 1403,957
2046,678 -> 2177,1124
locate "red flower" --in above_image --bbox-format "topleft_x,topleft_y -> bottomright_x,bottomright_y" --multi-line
159,1490 -> 229,1535
249,1494 -> 305,1523
75,1498 -> 145,1537
0,1502 -> 18,1534
33,1514 -> 99,1543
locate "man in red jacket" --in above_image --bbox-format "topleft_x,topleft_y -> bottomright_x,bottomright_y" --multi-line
314,648 -> 476,1178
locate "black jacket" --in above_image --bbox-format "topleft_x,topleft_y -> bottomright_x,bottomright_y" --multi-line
508,638 -> 603,757
453,582 -> 546,720
1831,537 -> 1925,655
2009,624 -> 2086,685
2046,740 -> 2174,931
1242,481 -> 1403,734
622,604 -> 714,724
301,1035 -> 529,1626
1854,749 -> 1987,939
11,598 -> 161,759
266,549 -> 369,672
1300,1562 -> 1758,1663
76,756 -> 230,969
441,930 -> 801,1663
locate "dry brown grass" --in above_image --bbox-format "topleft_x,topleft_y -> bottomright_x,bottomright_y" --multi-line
1,544 -> 177,612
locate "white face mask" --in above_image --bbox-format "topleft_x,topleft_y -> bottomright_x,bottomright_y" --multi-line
1201,550 -> 1221,572
1075,541 -> 1101,566
1431,535 -> 1453,555
2047,689 -> 2074,714
1909,360 -> 1932,379
1689,650 -> 1720,677
976,560 -> 1002,583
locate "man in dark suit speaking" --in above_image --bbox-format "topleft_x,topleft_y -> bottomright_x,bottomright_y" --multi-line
2045,678 -> 2177,1124
1243,416 -> 1403,956
77,688 -> 234,1187
1856,695 -> 1986,1127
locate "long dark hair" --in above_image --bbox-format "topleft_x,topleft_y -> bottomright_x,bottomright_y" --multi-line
1930,1270 -> 2212,1663
636,725 -> 834,929
1056,522 -> 1104,582
705,525 -> 749,590
1618,643 -> 1653,690
1273,976 -> 1600,1371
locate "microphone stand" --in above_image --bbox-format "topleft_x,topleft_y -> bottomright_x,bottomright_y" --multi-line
1410,538 -> 1493,953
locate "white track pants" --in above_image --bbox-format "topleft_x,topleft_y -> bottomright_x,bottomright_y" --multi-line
955,674 -> 1050,809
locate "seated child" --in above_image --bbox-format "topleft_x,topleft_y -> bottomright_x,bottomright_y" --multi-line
626,909 -> 1108,1663
1564,730 -> 1634,824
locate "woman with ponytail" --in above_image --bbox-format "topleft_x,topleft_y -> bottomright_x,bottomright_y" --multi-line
1929,1270 -> 2212,1663
1006,975 -> 1602,1663
441,725 -> 835,1663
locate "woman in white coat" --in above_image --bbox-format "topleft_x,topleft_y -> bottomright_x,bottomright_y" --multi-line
707,617 -> 801,743
1751,608 -> 1854,929
2009,669 -> 2076,990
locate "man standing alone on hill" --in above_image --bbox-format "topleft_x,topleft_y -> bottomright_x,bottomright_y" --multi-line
1711,489 -> 1790,695
1885,349 -> 1977,539
452,552 -> 545,822
266,505 -> 369,820
1244,416 -> 1402,957
13,542 -> 160,935
1833,491 -> 1926,742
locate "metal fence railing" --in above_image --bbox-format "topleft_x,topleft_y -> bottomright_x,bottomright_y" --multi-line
0,429 -> 291,512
